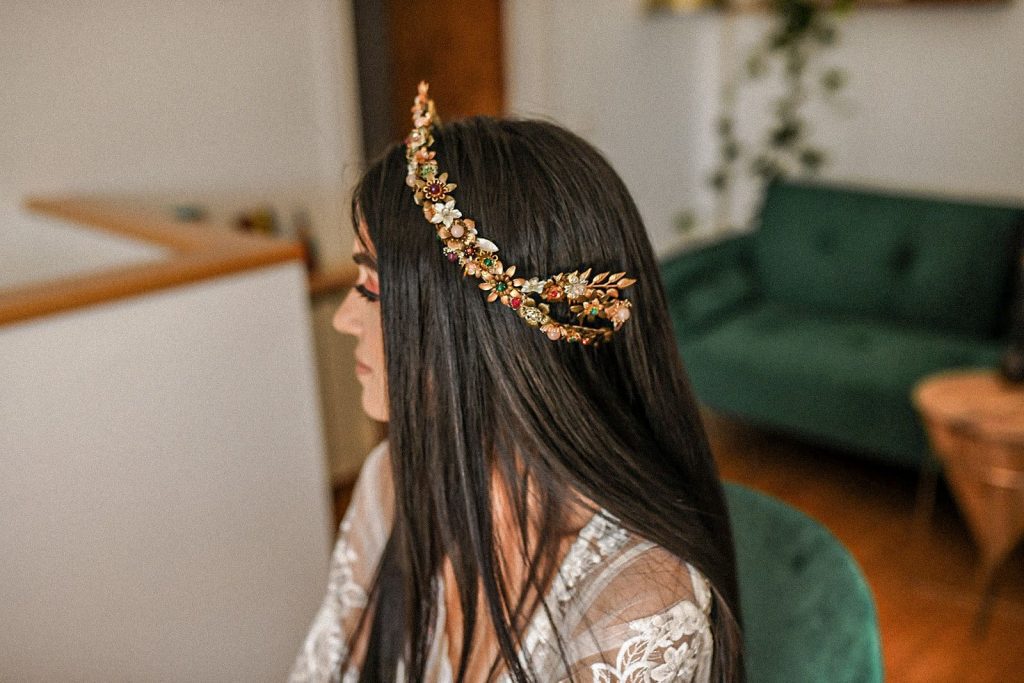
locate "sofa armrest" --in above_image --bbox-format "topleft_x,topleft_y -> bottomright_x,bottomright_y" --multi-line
658,233 -> 759,339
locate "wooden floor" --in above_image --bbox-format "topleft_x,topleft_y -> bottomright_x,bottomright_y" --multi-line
703,411 -> 1024,683
332,412 -> 1024,682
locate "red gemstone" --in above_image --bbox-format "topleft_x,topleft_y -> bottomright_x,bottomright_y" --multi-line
510,297 -> 522,309
447,252 -> 458,262
546,288 -> 560,300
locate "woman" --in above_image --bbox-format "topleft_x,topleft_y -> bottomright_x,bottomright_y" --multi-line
290,84 -> 743,682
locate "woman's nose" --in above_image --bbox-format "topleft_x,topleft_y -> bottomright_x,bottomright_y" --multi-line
333,289 -> 360,336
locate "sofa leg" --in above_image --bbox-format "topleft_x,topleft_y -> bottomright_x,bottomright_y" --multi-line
912,454 -> 941,543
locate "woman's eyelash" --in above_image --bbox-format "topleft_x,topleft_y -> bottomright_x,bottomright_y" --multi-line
354,283 -> 380,302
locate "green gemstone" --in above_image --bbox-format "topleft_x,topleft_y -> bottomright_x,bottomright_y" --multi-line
496,282 -> 507,292
483,258 -> 493,267
590,307 -> 599,315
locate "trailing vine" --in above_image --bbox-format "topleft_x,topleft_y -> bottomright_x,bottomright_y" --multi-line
696,0 -> 853,233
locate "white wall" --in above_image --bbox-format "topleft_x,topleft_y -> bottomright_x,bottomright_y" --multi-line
1,0 -> 376,487
0,262 -> 331,681
0,0 -> 363,264
505,0 -> 1024,255
505,0 -> 720,256
813,2 -> 1024,200
724,1 -> 1024,227
1,9 -> 373,675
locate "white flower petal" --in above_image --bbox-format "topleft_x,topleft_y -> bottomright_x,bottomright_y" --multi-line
476,237 -> 499,252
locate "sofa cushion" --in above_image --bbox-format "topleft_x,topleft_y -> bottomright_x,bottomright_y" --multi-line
680,305 -> 1003,466
669,263 -> 757,338
753,181 -> 1024,338
660,233 -> 760,340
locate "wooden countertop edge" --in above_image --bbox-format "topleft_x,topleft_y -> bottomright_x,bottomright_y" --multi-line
2,196 -> 356,327
23,196 -> 285,252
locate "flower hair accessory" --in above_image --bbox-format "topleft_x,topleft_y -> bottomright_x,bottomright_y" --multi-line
405,81 -> 636,345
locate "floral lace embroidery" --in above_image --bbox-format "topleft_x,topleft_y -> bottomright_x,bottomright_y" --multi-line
550,513 -> 629,603
291,510 -> 713,682
509,514 -> 713,683
288,521 -> 368,683
589,593 -> 713,682
503,510 -> 631,680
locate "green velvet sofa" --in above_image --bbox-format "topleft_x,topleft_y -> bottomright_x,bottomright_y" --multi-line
661,180 -> 1024,468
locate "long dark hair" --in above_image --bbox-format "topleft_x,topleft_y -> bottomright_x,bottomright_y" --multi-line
347,116 -> 743,681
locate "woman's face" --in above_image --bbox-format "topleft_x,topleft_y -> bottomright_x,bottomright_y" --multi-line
333,229 -> 388,422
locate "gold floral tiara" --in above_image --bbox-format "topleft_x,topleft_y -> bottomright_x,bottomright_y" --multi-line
404,81 -> 636,346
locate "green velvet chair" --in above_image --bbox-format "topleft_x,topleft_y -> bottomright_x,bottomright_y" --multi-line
724,482 -> 883,682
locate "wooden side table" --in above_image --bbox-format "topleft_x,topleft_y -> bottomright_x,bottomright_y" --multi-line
912,369 -> 1024,629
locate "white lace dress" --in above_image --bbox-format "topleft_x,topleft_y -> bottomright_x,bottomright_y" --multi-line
289,440 -> 714,682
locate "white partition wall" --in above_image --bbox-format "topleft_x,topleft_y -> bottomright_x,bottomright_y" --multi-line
0,262 -> 332,681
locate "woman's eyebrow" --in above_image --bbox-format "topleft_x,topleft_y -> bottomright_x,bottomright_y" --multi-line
352,251 -> 377,270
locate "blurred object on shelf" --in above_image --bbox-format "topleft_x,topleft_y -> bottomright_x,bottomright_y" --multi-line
234,206 -> 279,236
172,204 -> 207,223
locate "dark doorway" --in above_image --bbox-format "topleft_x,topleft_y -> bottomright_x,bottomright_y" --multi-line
351,0 -> 506,162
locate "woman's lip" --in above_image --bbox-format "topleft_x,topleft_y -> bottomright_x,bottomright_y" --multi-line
355,361 -> 371,375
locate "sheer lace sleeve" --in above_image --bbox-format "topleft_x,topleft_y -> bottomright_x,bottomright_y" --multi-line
288,439 -> 393,683
514,516 -> 715,683
568,554 -> 714,683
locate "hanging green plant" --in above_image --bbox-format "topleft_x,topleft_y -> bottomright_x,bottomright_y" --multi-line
704,0 -> 853,231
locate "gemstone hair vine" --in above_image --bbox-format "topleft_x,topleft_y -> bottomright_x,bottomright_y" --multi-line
404,81 -> 637,346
